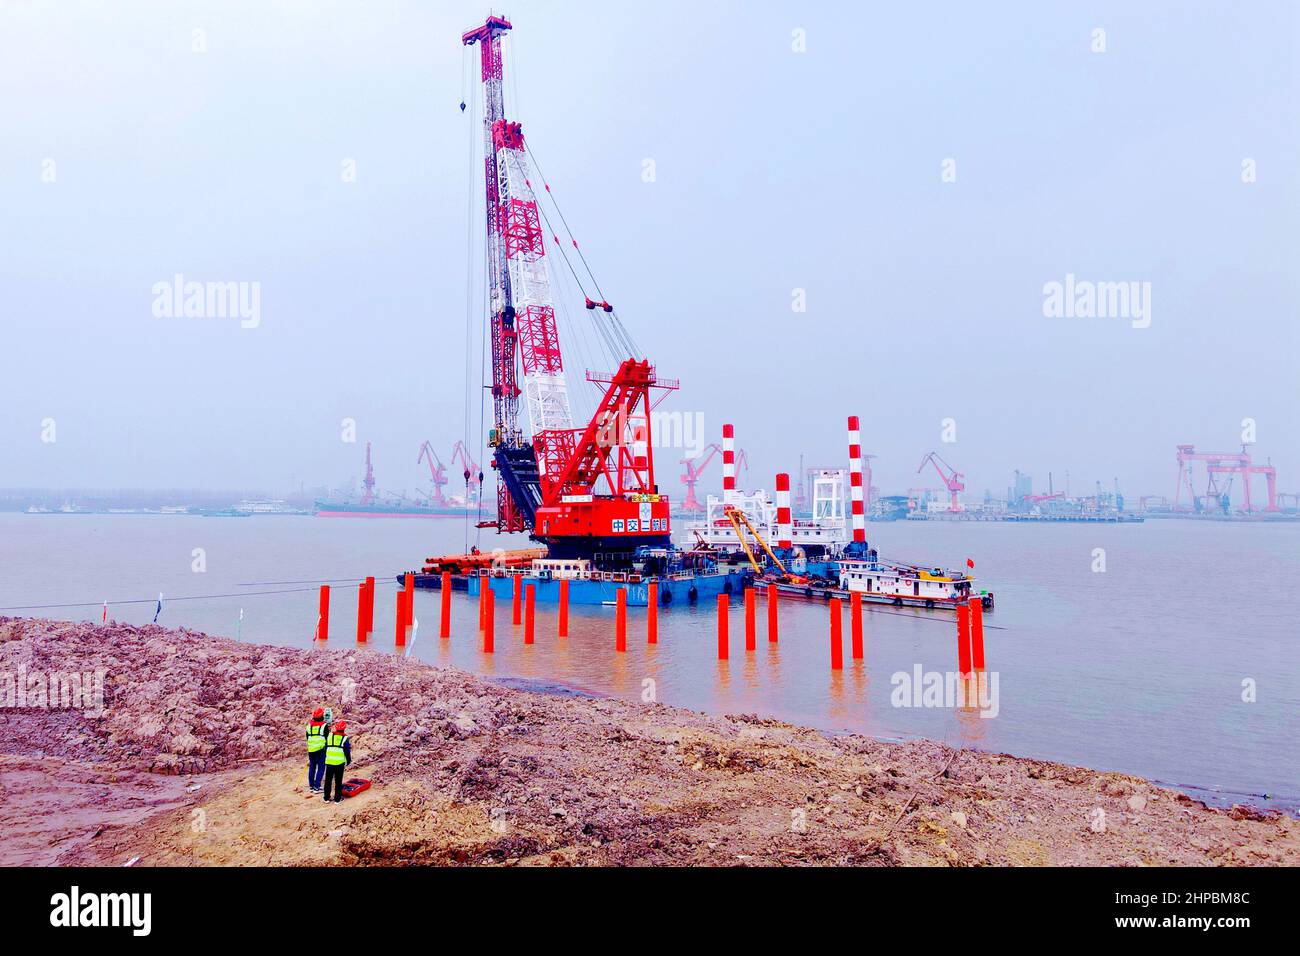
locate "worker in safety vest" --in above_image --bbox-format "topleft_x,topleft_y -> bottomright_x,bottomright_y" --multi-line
305,707 -> 329,792
322,720 -> 352,803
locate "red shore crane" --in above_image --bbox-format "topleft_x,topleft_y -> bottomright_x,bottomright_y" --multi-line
417,441 -> 449,506
449,440 -> 482,504
679,443 -> 722,514
1023,471 -> 1065,507
463,16 -> 675,562
917,451 -> 965,512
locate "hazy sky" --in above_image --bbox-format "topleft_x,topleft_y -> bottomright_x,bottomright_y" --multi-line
3,1 -> 1296,503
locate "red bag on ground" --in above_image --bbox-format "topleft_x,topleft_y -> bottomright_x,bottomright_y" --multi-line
340,778 -> 371,798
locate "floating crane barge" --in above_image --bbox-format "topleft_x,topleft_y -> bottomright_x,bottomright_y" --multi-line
405,16 -> 749,606
405,18 -> 987,611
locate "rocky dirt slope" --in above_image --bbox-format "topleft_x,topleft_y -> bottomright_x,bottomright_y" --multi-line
1,616 -> 1294,866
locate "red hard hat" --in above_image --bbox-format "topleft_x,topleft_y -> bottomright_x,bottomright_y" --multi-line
333,720 -> 347,733
312,707 -> 324,719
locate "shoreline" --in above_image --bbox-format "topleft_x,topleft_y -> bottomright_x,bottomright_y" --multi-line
2,616 -> 1295,866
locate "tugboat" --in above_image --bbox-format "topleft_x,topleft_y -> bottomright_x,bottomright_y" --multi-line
835,553 -> 993,610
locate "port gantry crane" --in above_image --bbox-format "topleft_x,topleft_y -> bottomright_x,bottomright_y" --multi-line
679,443 -> 722,515
463,16 -> 675,564
417,441 -> 449,506
449,440 -> 482,505
1174,444 -> 1279,513
917,451 -> 965,512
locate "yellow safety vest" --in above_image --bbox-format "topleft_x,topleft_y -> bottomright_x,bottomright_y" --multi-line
306,723 -> 327,753
324,732 -> 349,766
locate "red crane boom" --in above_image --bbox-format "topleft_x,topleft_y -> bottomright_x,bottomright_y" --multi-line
917,451 -> 965,512
450,440 -> 481,504
462,16 -> 676,564
417,441 -> 449,507
679,443 -> 722,515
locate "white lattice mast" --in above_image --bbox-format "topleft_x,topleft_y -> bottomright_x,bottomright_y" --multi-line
847,415 -> 867,552
464,16 -> 572,451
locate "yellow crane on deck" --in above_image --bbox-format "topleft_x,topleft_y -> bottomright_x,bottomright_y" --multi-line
723,506 -> 788,576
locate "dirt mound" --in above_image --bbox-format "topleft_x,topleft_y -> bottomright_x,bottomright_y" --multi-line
1,616 -> 511,775
3,616 -> 1297,867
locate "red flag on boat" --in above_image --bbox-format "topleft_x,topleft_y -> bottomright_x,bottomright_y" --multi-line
966,558 -> 975,569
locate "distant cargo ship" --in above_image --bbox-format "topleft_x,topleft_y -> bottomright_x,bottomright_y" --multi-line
314,499 -> 475,518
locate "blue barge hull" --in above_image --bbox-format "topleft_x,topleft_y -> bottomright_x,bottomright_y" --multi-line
472,571 -> 750,607
409,570 -> 751,607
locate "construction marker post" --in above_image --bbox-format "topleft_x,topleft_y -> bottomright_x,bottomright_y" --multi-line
767,583 -> 779,642
558,578 -> 569,637
956,603 -> 972,677
317,585 -> 330,641
646,581 -> 658,643
829,597 -> 843,670
483,587 -> 495,653
969,598 -> 985,670
395,583 -> 407,646
478,571 -> 488,629
402,573 -> 414,644
368,577 -> 377,640
512,573 -> 522,626
440,572 -> 452,638
850,591 -> 863,659
717,593 -> 729,660
615,588 -> 627,652
744,587 -> 756,651
355,581 -> 368,643
524,584 -> 536,645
